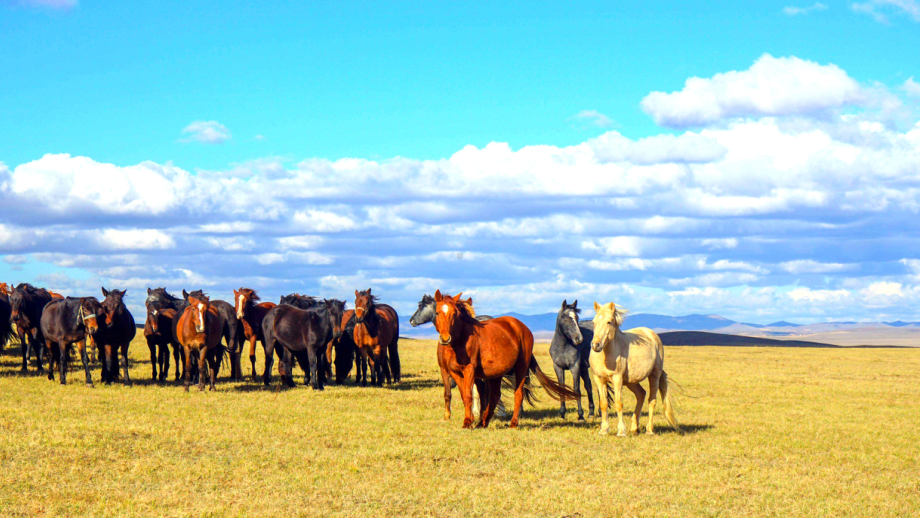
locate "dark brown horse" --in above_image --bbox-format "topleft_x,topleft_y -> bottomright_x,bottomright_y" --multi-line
9,283 -> 54,373
145,302 -> 181,382
99,288 -> 136,385
0,288 -> 13,353
352,289 -> 400,386
234,288 -> 282,379
40,297 -> 105,385
433,290 -> 581,428
176,290 -> 223,391
330,309 -> 358,384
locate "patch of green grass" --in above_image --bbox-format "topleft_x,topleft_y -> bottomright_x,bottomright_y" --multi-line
0,337 -> 918,517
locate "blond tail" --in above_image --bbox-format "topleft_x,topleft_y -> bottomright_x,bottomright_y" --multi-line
660,371 -> 682,433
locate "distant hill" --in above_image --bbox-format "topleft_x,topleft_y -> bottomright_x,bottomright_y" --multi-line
766,321 -> 800,327
660,331 -> 835,348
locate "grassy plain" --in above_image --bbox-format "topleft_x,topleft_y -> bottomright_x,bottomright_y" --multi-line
0,335 -> 918,517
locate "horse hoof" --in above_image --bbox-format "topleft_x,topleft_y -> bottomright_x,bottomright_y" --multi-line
577,415 -> 586,422
646,431 -> 655,436
86,383 -> 94,388
617,431 -> 627,437
598,428 -> 609,436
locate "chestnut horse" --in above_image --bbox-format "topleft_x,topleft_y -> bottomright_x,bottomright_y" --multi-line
433,290 -> 581,429
40,297 -> 105,385
9,283 -> 54,373
234,288 -> 280,379
176,290 -> 223,391
352,289 -> 400,386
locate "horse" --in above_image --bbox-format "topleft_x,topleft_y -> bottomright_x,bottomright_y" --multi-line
9,283 -> 54,373
410,293 -> 507,420
330,309 -> 358,384
262,299 -> 342,390
590,301 -> 681,436
549,299 -> 595,421
176,290 -> 224,391
40,297 -> 105,385
0,289 -> 13,353
98,288 -> 136,385
433,290 -> 580,428
320,298 -> 347,381
279,293 -> 322,309
234,288 -> 281,379
144,300 -> 181,382
352,288 -> 400,386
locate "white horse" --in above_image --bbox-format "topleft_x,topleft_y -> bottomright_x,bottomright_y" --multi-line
589,301 -> 680,436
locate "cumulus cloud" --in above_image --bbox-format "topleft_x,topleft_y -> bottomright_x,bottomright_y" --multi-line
3,58 -> 920,322
180,120 -> 231,144
641,54 -> 865,128
783,3 -> 828,16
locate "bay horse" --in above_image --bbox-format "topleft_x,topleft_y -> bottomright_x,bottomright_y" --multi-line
590,301 -> 681,436
234,288 -> 280,379
9,283 -> 54,373
410,293 -> 507,420
176,290 -> 223,391
352,289 -> 400,386
330,309 -> 358,384
549,299 -> 595,421
40,297 -> 105,385
99,288 -> 136,385
262,299 -> 342,390
144,300 -> 181,382
320,299 -> 347,381
433,290 -> 581,429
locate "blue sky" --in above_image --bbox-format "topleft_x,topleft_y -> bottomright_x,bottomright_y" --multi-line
2,0 -> 920,321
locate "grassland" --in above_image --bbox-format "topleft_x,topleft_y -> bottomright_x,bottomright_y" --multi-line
0,335 -> 918,517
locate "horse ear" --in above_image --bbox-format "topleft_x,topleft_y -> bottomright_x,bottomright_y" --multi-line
367,288 -> 372,295
102,287 -> 109,297
355,290 -> 360,297
119,289 -> 126,297
182,289 -> 189,299
452,292 -> 462,303
147,287 -> 153,295
594,301 -> 601,312
233,289 -> 239,296
562,299 -> 567,309
572,300 -> 577,308
434,290 -> 443,302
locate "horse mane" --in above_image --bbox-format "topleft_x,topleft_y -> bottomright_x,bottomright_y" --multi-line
240,288 -> 261,303
357,289 -> 379,304
148,287 -> 180,303
420,294 -> 434,307
280,293 -> 319,309
15,283 -> 51,297
187,289 -> 209,302
325,298 -> 346,312
613,305 -> 628,328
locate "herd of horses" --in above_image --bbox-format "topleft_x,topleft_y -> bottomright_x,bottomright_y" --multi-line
0,281 -> 681,435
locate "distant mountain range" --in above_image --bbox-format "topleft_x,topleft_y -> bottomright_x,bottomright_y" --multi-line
398,312 -> 920,339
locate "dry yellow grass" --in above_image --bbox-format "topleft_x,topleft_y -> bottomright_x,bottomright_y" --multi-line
0,336 -> 918,517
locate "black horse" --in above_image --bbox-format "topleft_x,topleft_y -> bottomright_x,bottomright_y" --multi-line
98,288 -> 136,385
10,283 -> 54,372
262,300 -> 341,390
549,300 -> 595,420
40,297 -> 105,385
279,293 -> 322,309
0,291 -> 14,352
144,289 -> 183,382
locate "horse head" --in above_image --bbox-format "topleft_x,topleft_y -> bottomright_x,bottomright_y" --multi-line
353,288 -> 378,324
409,294 -> 436,327
433,290 -> 465,346
323,299 -> 346,339
591,301 -> 626,352
79,297 -> 106,336
101,287 -> 127,326
557,299 -> 583,345
235,288 -> 259,320
187,290 -> 211,334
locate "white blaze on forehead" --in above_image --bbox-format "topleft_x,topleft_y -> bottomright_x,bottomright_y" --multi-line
440,304 -> 449,314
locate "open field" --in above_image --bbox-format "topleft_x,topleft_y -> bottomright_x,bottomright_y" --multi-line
1,336 -> 918,517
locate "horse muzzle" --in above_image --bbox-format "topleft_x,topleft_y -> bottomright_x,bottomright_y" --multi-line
591,341 -> 604,352
438,334 -> 452,346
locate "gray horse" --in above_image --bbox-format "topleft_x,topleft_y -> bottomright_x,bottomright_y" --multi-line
549,300 -> 595,420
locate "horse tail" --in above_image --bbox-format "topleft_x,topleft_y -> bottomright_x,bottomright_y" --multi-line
659,371 -> 682,433
528,357 -> 581,402
502,373 -> 538,407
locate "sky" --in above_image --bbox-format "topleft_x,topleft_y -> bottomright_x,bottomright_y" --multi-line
2,0 -> 920,323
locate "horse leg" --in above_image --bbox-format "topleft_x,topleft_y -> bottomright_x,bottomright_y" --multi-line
174,344 -> 183,382
19,328 -> 29,371
325,340 -> 334,381
612,375 -> 627,437
388,336 -> 400,384
571,364 -> 585,421
206,350 -> 218,391
474,379 -> 487,427
263,332 -> 276,386
378,346 -> 392,385
183,346 -> 192,391
645,371 -> 661,435
198,348 -> 207,391
581,365 -> 595,417
158,342 -> 168,383
281,349 -> 295,388
46,340 -> 58,381
482,378 -> 503,428
78,338 -> 93,387
147,338 -> 157,380
104,344 -> 115,385
58,342 -> 68,384
120,342 -> 132,386
593,371 -> 610,435
249,336 -> 259,380
510,360 -> 528,429
451,369 -> 476,429
438,353 -> 452,420
554,363 -> 567,419
307,347 -> 322,390
626,383 -> 646,435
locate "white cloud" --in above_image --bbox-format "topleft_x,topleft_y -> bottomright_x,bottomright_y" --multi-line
780,260 -> 857,274
278,235 -> 324,250
640,54 -> 865,127
180,120 -> 231,144
701,238 -> 738,250
851,0 -> 920,23
96,229 -> 176,250
783,3 -> 828,16
904,77 -> 920,98
571,110 -> 615,129
4,0 -> 77,8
